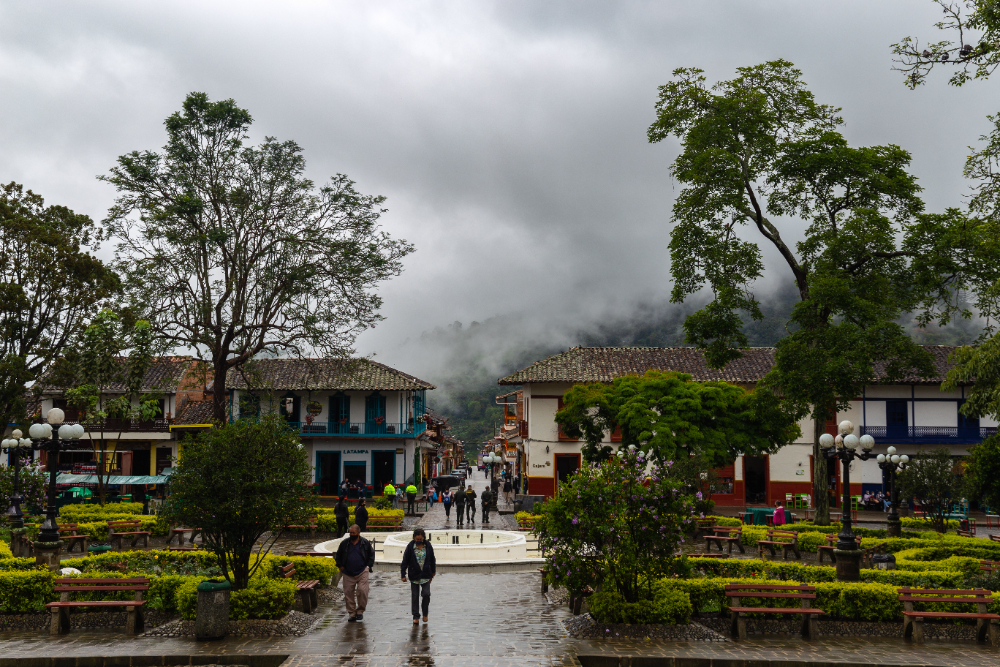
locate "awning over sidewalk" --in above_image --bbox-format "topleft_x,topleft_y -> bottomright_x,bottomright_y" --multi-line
56,473 -> 171,485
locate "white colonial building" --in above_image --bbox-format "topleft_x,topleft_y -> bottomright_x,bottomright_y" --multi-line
497,346 -> 997,507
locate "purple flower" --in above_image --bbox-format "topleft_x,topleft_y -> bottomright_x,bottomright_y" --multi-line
696,491 -> 703,500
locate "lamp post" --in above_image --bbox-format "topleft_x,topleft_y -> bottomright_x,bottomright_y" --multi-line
1,429 -> 34,530
820,420 -> 875,582
877,447 -> 909,538
26,408 -> 84,566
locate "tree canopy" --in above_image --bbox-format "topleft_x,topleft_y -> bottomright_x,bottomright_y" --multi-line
555,370 -> 799,465
0,182 -> 119,429
163,415 -> 312,589
102,93 -> 413,421
647,60 -> 973,523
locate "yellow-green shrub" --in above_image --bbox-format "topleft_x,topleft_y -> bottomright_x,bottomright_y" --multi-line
59,502 -> 144,519
588,587 -> 692,625
0,570 -> 54,612
176,577 -> 296,620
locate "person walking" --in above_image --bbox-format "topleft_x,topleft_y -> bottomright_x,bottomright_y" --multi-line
384,481 -> 396,508
400,528 -> 436,624
454,485 -> 466,527
442,489 -> 453,520
339,479 -> 349,500
396,484 -> 404,510
334,497 -> 350,538
335,524 -> 375,622
480,486 -> 492,523
355,497 -> 369,532
405,482 -> 418,515
503,477 -> 513,505
465,486 -> 477,525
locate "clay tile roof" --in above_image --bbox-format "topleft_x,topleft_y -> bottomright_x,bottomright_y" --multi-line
38,356 -> 195,394
174,400 -> 216,425
226,358 -> 435,392
499,345 -> 963,386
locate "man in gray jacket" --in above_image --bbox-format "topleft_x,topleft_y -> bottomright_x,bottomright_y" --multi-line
480,487 -> 492,523
454,484 -> 466,527
335,525 -> 375,622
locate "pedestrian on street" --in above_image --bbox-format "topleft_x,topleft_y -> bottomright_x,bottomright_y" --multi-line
481,486 -> 492,523
335,524 -> 375,622
400,528 -> 436,624
405,483 -> 418,515
339,479 -> 349,499
454,485 -> 466,527
442,489 -> 453,520
384,481 -> 396,508
355,497 -> 369,532
503,477 -> 513,505
334,497 -> 349,537
396,485 -> 404,510
465,486 -> 477,524
429,487 -> 438,508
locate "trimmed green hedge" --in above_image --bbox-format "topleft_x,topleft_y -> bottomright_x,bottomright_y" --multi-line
176,576 -> 297,620
312,507 -> 404,533
687,557 -> 965,587
589,587 -> 692,625
0,570 -> 54,612
59,502 -> 144,519
901,517 -> 960,531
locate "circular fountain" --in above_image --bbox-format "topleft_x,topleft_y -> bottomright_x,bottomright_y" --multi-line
315,529 -> 546,573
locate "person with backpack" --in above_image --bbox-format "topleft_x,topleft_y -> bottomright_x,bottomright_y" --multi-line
442,488 -> 453,520
454,484 -> 466,527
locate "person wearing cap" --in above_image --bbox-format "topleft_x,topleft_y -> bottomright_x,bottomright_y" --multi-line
464,486 -> 477,525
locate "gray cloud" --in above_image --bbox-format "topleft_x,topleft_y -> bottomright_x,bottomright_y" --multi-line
0,1 -> 994,379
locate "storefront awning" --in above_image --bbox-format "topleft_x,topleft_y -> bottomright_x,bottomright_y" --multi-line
56,473 -> 171,485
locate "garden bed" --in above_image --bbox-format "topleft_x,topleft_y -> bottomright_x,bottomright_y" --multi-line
0,609 -> 178,631
697,616 -> 986,640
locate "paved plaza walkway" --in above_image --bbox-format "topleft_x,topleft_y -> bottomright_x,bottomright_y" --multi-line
5,475 -> 998,666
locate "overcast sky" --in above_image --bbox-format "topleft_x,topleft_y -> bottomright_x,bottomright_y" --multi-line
1,1 -> 995,372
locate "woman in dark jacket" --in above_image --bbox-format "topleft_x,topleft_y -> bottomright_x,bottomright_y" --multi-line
400,528 -> 436,623
354,498 -> 369,532
334,498 -> 350,538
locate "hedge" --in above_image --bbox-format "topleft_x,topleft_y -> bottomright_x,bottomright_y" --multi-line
687,557 -> 965,587
176,576 -> 297,620
312,507 -> 404,533
661,576 -> 1000,621
589,587 -> 692,625
0,570 -> 54,612
901,517 -> 961,531
58,502 -> 144,519
0,542 -> 12,559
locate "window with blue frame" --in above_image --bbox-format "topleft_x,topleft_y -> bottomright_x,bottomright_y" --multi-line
886,400 -> 908,439
958,400 -> 980,438
279,392 -> 300,425
330,393 -> 351,434
365,392 -> 387,434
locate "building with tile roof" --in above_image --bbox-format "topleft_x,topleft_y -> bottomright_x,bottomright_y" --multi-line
499,346 -> 998,506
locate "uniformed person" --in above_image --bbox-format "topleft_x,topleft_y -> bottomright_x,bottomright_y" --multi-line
465,486 -> 477,524
480,486 -> 492,523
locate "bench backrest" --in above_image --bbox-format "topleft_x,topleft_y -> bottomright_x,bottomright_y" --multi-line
281,562 -> 296,579
725,584 -> 816,606
824,535 -> 861,546
53,577 -> 149,601
57,523 -> 79,533
108,521 -> 141,528
765,530 -> 797,542
990,534 -> 1000,543
980,560 -> 999,573
712,526 -> 741,536
897,587 -> 992,612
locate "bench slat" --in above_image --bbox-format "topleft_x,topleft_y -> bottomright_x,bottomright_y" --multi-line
899,596 -> 993,604
728,607 -> 824,615
897,588 -> 988,595
54,586 -> 149,593
726,592 -> 816,599
54,578 -> 149,584
726,585 -> 815,591
902,611 -> 1000,619
46,601 -> 146,608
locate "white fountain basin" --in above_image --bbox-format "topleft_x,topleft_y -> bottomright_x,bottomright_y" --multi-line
315,529 -> 546,573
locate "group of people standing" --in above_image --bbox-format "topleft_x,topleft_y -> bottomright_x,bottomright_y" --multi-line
433,483 -> 495,524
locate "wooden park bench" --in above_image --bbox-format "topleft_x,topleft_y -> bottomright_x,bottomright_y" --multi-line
898,588 -> 1000,645
694,518 -> 715,538
756,529 -> 801,560
704,526 -> 745,555
57,523 -> 88,554
862,541 -> 889,568
726,584 -> 824,640
817,535 -> 861,564
281,562 -> 320,614
991,533 -> 1000,544
285,515 -> 318,538
108,520 -> 150,550
46,577 -> 148,635
980,559 -> 999,574
366,515 -> 404,531
166,526 -> 202,545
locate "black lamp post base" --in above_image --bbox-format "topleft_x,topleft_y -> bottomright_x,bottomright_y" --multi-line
834,549 -> 863,582
33,542 -> 62,571
887,518 -> 902,538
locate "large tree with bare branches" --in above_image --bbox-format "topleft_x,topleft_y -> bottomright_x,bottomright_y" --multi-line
647,61 -> 974,524
102,93 -> 413,421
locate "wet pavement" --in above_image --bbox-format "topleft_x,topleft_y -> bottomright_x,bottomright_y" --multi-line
8,475 -> 998,666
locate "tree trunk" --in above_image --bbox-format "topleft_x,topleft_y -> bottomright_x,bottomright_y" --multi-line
212,362 -> 229,423
812,417 -> 830,525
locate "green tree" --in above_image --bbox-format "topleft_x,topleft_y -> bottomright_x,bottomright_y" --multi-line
64,309 -> 166,505
534,447 -> 693,604
163,415 -> 312,590
0,182 -> 119,429
101,92 -> 414,422
892,0 -> 1000,88
555,370 -> 799,466
647,61 -> 969,524
898,448 -> 964,532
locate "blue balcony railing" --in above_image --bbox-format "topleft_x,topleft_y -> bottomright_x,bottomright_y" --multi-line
286,421 -> 426,438
860,425 -> 997,444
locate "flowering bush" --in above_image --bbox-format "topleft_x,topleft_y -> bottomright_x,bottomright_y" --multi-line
535,447 -> 695,603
